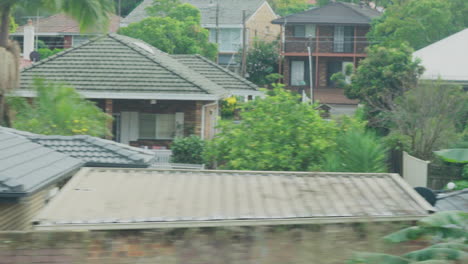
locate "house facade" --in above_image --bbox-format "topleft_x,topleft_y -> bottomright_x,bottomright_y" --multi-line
17,34 -> 261,148
121,0 -> 280,67
11,13 -> 121,51
272,2 -> 381,114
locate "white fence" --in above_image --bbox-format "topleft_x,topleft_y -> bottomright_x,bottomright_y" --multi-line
150,150 -> 205,170
402,151 -> 430,187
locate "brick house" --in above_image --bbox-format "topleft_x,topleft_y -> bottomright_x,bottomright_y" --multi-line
17,34 -> 261,148
272,2 -> 381,114
121,0 -> 280,68
11,13 -> 121,50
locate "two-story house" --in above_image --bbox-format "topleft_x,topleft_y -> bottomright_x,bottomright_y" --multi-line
121,0 -> 280,68
272,2 -> 381,114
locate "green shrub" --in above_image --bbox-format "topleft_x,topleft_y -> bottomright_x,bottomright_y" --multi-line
171,135 -> 205,164
38,48 -> 63,59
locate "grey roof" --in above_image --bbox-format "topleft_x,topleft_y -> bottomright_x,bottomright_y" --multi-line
19,34 -> 228,98
436,189 -> 468,212
272,2 -> 381,25
28,135 -> 156,168
0,131 -> 83,197
414,29 -> 468,82
121,0 -> 266,26
172,54 -> 259,94
34,168 -> 433,230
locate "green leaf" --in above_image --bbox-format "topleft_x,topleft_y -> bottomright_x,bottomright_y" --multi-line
434,149 -> 468,164
403,247 -> 468,261
348,252 -> 409,264
384,226 -> 426,243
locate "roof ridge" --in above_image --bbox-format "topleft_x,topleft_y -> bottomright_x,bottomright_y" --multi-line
20,35 -> 106,72
109,34 -> 228,97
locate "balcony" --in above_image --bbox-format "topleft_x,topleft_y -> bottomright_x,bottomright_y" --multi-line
283,37 -> 370,55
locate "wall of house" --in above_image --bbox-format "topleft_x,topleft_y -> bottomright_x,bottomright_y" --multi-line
0,222 -> 426,264
246,3 -> 280,43
0,186 -> 54,231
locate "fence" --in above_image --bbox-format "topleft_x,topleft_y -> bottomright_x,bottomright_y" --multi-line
150,150 -> 205,170
402,151 -> 430,188
427,164 -> 464,190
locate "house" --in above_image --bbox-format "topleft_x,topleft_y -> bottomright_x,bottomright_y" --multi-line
272,2 -> 381,114
413,28 -> 468,90
0,130 -> 83,230
17,34 -> 261,147
34,168 -> 433,230
121,0 -> 280,67
10,13 -> 121,51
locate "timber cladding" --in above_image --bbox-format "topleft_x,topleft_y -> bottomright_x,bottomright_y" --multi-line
0,223 -> 426,264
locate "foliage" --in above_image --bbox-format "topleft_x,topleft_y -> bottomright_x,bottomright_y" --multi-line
388,81 -> 467,160
37,48 -> 63,59
434,149 -> 468,164
3,15 -> 17,33
322,116 -> 388,173
145,0 -> 180,17
368,0 -> 468,50
8,78 -> 112,137
451,180 -> 468,191
118,3 -> 217,60
333,43 -> 424,127
243,39 -> 280,87
348,211 -> 468,264
204,86 -> 337,171
268,0 -> 313,16
220,96 -> 238,119
170,135 -> 205,164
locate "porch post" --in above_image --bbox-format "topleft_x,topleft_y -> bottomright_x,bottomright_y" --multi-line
105,99 -> 113,140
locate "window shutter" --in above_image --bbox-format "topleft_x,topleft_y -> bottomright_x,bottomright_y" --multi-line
291,61 -> 305,86
175,112 -> 184,138
305,25 -> 316,38
120,111 -> 139,144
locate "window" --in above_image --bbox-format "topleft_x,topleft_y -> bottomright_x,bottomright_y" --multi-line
334,26 -> 354,52
210,28 -> 242,52
291,60 -> 305,86
72,36 -> 90,47
293,25 -> 315,38
139,113 -> 176,139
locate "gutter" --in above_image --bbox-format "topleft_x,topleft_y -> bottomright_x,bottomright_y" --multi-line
34,215 -> 429,231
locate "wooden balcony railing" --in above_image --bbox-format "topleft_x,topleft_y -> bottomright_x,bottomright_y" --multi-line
283,37 -> 370,54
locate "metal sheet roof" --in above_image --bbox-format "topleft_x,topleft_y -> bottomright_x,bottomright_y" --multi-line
34,168 -> 433,230
272,2 -> 381,25
436,189 -> 468,212
0,131 -> 83,197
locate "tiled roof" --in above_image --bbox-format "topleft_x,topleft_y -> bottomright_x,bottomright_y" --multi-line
436,189 -> 468,211
28,135 -> 156,168
172,54 -> 259,94
19,34 -> 228,98
121,0 -> 266,26
414,29 -> 468,82
13,13 -> 121,34
34,168 -> 433,230
272,2 -> 381,25
0,131 -> 82,197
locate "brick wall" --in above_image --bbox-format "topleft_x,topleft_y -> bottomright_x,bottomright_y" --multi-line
0,222 -> 425,264
246,3 -> 281,43
356,26 -> 370,53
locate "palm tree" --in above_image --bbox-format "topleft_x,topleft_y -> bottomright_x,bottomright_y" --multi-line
0,0 -> 114,124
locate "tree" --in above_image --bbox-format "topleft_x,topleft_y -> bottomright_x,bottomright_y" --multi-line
368,0 -> 468,50
388,81 -> 468,160
333,43 -> 424,127
0,0 -> 114,125
322,115 -> 388,173
348,211 -> 468,264
8,78 -> 112,137
204,86 -> 337,171
114,0 -> 144,17
243,39 -> 280,87
268,0 -> 313,16
119,3 -> 217,60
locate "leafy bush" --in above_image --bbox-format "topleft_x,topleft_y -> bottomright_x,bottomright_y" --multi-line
8,78 -> 112,137
220,96 -> 238,119
204,86 -> 337,171
171,135 -> 205,164
38,48 -> 63,59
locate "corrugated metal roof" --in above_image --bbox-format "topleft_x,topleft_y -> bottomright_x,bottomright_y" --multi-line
19,34 -> 228,98
34,168 -> 433,230
272,2 -> 381,25
0,131 -> 83,197
436,189 -> 468,211
121,0 -> 266,26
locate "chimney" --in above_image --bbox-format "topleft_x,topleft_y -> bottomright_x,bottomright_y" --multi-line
23,19 -> 35,60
